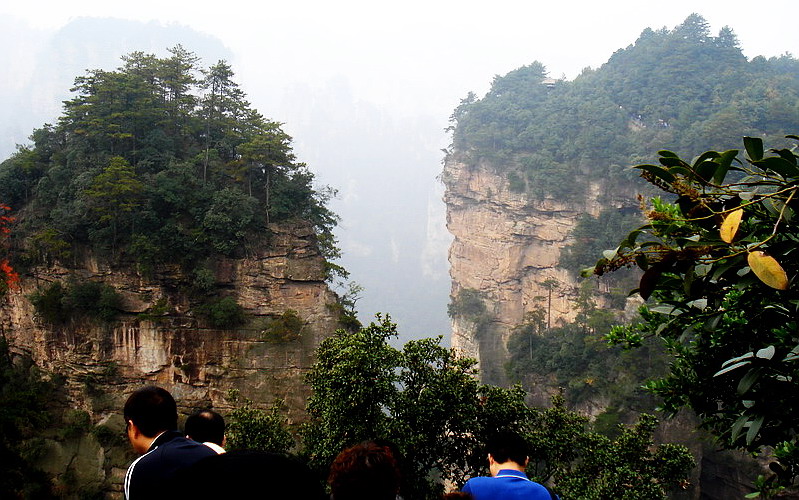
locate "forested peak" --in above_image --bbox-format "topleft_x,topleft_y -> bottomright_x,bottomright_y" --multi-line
487,61 -> 549,97
448,15 -> 799,202
673,13 -> 711,41
0,47 -> 341,279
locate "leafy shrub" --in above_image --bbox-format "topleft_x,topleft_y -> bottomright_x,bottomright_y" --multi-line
192,267 -> 216,295
447,288 -> 487,319
200,296 -> 246,329
31,280 -> 122,324
29,281 -> 69,323
58,410 -> 91,440
262,309 -> 304,342
225,390 -> 293,454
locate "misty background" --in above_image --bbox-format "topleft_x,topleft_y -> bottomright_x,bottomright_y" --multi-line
1,1 -> 797,343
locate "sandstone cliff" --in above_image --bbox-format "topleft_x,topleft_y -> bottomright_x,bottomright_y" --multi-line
441,155 -> 780,499
1,222 -> 340,497
443,155 -> 633,383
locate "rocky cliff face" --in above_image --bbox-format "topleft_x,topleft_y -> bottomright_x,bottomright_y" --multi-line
1,222 -> 340,497
443,155 -> 629,383
441,155 -> 776,499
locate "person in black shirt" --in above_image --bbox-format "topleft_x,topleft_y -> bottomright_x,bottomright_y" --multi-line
123,386 -> 216,500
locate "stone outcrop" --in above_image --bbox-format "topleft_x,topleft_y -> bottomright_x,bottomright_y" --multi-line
442,155 -> 631,383
1,222 -> 340,497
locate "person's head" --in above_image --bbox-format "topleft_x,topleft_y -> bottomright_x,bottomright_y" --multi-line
123,386 -> 178,453
328,441 -> 400,500
185,409 -> 225,446
486,431 -> 529,474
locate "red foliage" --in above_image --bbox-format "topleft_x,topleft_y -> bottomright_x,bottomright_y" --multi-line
0,204 -> 18,292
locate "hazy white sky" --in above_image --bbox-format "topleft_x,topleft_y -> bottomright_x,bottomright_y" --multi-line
3,0 -> 797,120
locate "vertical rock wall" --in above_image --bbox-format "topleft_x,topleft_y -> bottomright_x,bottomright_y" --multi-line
443,156 -> 609,383
0,223 -> 340,497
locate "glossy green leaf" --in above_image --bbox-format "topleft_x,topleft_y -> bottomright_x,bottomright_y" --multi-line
772,149 -> 798,165
636,164 -> 675,183
737,368 -> 761,394
602,249 -> 618,260
659,156 -> 690,168
658,150 -> 679,158
744,136 -> 764,161
695,160 -> 719,184
713,150 -> 739,185
722,352 -> 755,367
714,360 -> 751,377
731,415 -> 748,442
753,157 -> 799,178
692,150 -> 721,166
746,416 -> 764,446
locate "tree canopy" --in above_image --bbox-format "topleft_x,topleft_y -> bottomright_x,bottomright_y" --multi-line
447,14 -> 799,202
593,135 -> 799,497
301,315 -> 694,499
0,46 -> 339,274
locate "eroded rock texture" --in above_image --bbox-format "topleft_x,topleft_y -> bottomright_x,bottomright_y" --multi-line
1,223 -> 340,497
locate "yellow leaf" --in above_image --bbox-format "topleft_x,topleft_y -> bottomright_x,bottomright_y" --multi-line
720,208 -> 743,243
748,251 -> 789,290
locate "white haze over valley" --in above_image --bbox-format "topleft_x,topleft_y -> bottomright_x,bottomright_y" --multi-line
1,0 -> 797,343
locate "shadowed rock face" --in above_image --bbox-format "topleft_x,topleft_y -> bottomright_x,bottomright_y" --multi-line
1,222 -> 340,497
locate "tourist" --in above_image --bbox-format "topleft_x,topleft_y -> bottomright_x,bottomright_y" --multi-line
461,431 -> 557,500
185,409 -> 226,454
123,386 -> 216,499
328,441 -> 401,500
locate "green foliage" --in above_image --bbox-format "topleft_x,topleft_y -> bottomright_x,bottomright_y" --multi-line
225,390 -> 294,454
506,312 -> 666,414
327,281 -> 363,332
559,208 -> 642,277
302,316 -> 693,499
29,280 -> 122,324
594,135 -> 799,494
447,288 -> 493,338
447,288 -> 487,319
262,309 -> 304,342
198,296 -> 246,329
58,410 -> 91,440
448,15 -> 799,202
0,47 -> 340,277
548,409 -> 695,499
0,339 -> 56,498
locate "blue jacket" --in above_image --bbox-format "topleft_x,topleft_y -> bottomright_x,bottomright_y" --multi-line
124,430 -> 216,499
462,469 -> 555,500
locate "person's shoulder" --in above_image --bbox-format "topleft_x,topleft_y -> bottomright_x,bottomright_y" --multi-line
462,475 -> 493,492
160,435 -> 217,458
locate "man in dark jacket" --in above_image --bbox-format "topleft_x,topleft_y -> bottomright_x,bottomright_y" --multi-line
123,386 -> 216,500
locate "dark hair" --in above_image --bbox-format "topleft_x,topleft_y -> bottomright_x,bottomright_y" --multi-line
328,442 -> 400,500
185,409 -> 225,445
123,386 -> 178,437
486,431 -> 528,466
